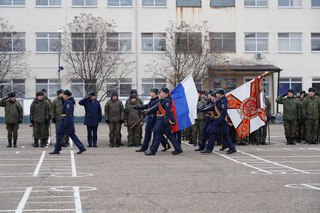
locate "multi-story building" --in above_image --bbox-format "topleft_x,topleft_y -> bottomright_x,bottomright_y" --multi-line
1,0 -> 319,116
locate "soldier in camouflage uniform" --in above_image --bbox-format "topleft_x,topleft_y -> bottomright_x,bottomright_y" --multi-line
41,88 -> 52,144
0,92 -> 23,148
105,91 -> 124,147
124,93 -> 143,147
51,89 -> 69,147
276,89 -> 301,145
302,87 -> 320,144
30,91 -> 51,147
191,90 -> 207,146
296,91 -> 307,143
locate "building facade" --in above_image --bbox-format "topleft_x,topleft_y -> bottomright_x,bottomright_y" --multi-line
0,0 -> 319,116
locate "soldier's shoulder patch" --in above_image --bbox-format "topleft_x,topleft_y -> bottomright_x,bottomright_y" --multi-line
66,104 -> 70,108
166,102 -> 169,107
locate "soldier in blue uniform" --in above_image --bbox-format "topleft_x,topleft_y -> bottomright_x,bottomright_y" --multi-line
195,89 -> 216,151
134,88 -> 170,152
79,91 -> 102,148
144,87 -> 183,156
49,90 -> 86,155
200,89 -> 237,154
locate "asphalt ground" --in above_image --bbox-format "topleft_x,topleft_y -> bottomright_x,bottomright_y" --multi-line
0,124 -> 319,213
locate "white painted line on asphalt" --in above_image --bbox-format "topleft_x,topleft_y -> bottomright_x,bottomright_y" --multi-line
212,151 -> 273,175
15,151 -> 20,154
33,151 -> 46,177
237,150 -> 310,174
15,187 -> 32,213
70,138 -> 73,148
28,201 -> 74,204
73,186 -> 82,213
16,209 -> 75,212
302,184 -> 320,191
70,151 -> 77,177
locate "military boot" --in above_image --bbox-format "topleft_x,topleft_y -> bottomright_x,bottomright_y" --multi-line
285,137 -> 290,145
115,139 -> 120,147
40,139 -> 46,148
290,138 -> 296,145
109,138 -> 115,147
13,139 -> 17,148
7,139 -> 12,148
33,139 -> 39,148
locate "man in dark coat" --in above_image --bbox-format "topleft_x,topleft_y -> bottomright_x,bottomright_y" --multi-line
0,92 -> 23,148
200,89 -> 237,154
144,87 -> 183,156
79,91 -> 102,147
49,90 -> 86,154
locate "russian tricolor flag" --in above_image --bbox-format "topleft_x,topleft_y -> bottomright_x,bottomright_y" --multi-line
171,75 -> 198,132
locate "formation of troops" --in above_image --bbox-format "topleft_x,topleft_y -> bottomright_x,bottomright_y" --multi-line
1,85 -> 320,155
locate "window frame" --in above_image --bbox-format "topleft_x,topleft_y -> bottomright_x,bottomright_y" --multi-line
0,32 -> 26,53
71,0 -> 98,7
71,32 -> 97,52
0,79 -> 25,98
142,0 -> 167,7
106,78 -> 133,97
278,0 -> 302,8
210,0 -> 235,7
36,32 -> 60,53
277,33 -> 302,53
175,32 -> 202,53
141,78 -> 167,96
107,32 -> 132,52
311,33 -> 320,52
176,0 -> 202,7
210,32 -> 236,53
141,33 -> 166,52
35,0 -> 61,7
311,0 -> 320,8
70,79 -> 86,99
35,79 -> 59,99
244,32 -> 269,53
107,0 -> 133,7
244,0 -> 268,7
0,0 -> 25,7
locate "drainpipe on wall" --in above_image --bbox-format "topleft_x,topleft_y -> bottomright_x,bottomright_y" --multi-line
135,0 -> 139,92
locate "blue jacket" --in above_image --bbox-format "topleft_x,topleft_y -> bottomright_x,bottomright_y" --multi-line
147,95 -> 174,133
136,97 -> 159,131
203,96 -> 229,134
57,98 -> 76,134
79,98 -> 102,126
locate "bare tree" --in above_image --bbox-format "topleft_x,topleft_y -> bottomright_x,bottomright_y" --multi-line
147,21 -> 226,88
61,13 -> 132,101
0,18 -> 28,97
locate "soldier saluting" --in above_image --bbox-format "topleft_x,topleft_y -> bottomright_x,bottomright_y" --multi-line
50,90 -> 86,154
0,92 -> 23,148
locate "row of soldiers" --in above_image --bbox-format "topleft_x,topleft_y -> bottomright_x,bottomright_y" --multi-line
276,87 -> 320,145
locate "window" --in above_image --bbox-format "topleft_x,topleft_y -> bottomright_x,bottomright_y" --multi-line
0,79 -> 25,98
71,79 -> 85,99
107,33 -> 132,52
106,78 -> 132,97
0,0 -> 25,6
36,0 -> 61,6
107,0 -> 132,6
176,32 -> 202,52
142,0 -> 166,6
141,78 -> 166,96
312,0 -> 320,7
210,32 -> 236,53
71,33 -> 96,52
278,33 -> 302,52
279,78 -> 302,96
0,32 -> 25,52
311,33 -> 320,52
211,0 -> 235,7
72,0 -> 97,6
278,0 -> 301,7
244,33 -> 268,52
245,77 -> 270,96
312,78 -> 320,92
244,0 -> 268,7
141,33 -> 166,52
35,79 -> 59,99
176,0 -> 201,7
36,33 -> 59,52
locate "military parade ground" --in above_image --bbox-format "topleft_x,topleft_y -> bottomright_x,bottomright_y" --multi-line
0,124 -> 319,213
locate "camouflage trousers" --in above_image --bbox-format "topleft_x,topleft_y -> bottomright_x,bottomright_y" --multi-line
109,121 -> 121,145
6,123 -> 19,140
251,124 -> 267,144
191,119 -> 204,146
305,119 -> 319,143
127,126 -> 142,146
296,121 -> 306,141
33,122 -> 47,140
283,120 -> 297,138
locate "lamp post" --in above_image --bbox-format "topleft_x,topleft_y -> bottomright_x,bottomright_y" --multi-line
58,28 -> 62,89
